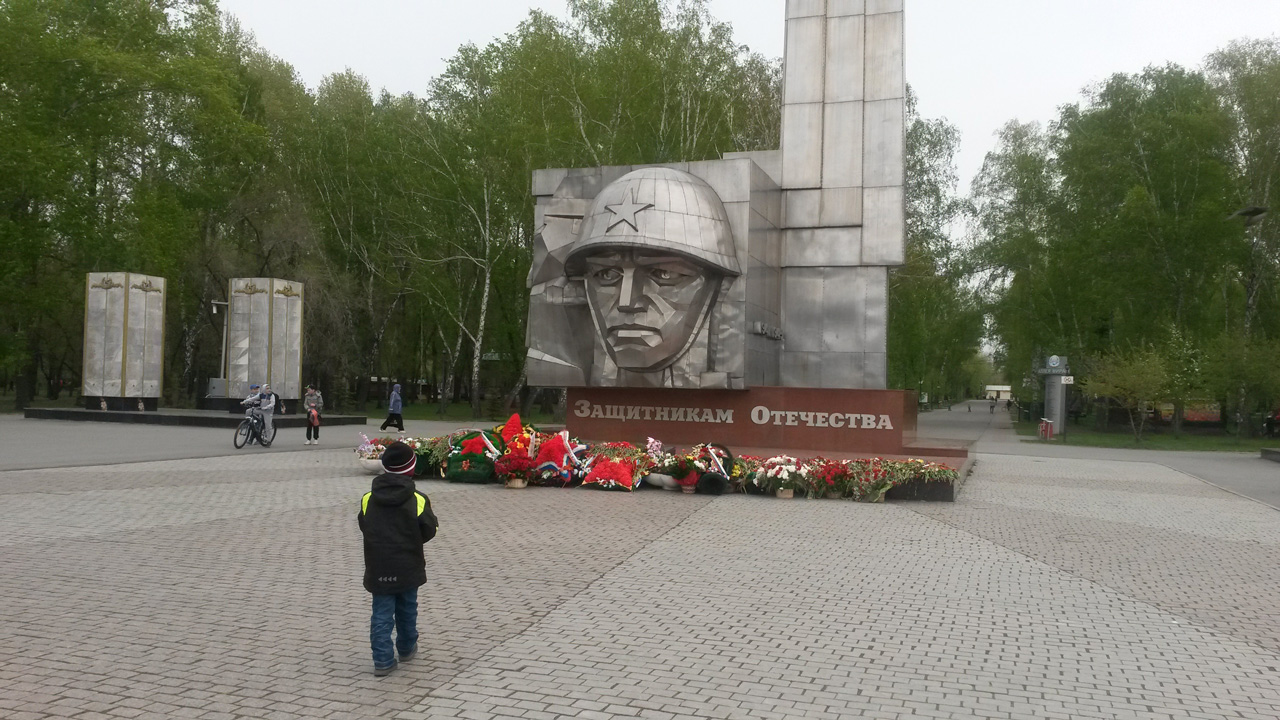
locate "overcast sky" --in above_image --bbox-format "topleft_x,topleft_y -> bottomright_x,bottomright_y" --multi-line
218,0 -> 1280,188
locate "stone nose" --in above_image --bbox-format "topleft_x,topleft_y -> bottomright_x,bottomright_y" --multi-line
618,267 -> 648,312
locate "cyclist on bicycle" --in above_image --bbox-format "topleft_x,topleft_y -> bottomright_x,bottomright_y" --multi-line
259,383 -> 277,440
242,383 -> 267,444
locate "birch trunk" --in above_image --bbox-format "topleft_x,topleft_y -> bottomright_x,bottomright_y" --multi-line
469,265 -> 491,419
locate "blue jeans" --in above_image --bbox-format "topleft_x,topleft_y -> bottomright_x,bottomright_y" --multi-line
370,589 -> 418,669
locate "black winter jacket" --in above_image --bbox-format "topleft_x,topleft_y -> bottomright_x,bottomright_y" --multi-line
358,473 -> 438,594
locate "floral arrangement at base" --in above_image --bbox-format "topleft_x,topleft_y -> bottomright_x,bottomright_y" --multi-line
581,442 -> 651,492
531,430 -> 589,486
444,429 -> 505,484
582,458 -> 641,491
754,456 -> 805,496
646,442 -> 703,491
355,430 -> 959,501
355,433 -> 390,461
419,432 -> 466,477
492,414 -> 538,487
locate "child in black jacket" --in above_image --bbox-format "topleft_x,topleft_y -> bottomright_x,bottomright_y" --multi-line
357,441 -> 438,676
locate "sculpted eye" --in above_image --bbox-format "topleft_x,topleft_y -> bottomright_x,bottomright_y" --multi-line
593,268 -> 623,285
650,268 -> 688,285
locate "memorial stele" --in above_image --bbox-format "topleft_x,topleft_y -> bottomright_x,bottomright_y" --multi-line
83,272 -> 167,408
225,278 -> 305,402
526,0 -> 905,391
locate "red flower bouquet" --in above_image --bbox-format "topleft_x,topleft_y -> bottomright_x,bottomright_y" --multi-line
582,458 -> 638,491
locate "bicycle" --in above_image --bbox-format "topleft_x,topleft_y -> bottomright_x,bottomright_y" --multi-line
234,410 -> 276,448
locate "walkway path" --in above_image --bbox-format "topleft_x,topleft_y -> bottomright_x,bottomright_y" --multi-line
920,400 -> 1280,508
1,413 -> 1278,719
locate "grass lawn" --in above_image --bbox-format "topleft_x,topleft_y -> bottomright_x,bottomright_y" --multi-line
1013,420 -> 1278,452
1,390 -> 81,410
396,401 -> 559,426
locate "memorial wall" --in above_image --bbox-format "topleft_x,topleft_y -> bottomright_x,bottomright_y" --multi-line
82,272 -> 166,403
226,278 -> 304,401
528,0 -> 905,392
527,0 -> 910,452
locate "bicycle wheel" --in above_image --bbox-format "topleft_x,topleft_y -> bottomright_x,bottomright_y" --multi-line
234,420 -> 251,449
259,423 -> 276,448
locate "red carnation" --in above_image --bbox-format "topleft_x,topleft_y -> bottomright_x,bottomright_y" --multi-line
461,436 -> 487,455
501,413 -> 523,443
584,459 -> 636,490
533,433 -> 571,468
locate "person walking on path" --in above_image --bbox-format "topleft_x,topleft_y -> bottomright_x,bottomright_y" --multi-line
303,385 -> 324,445
357,442 -> 438,676
380,383 -> 404,432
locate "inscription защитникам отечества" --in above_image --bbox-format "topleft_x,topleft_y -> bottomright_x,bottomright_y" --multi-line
573,400 -> 893,430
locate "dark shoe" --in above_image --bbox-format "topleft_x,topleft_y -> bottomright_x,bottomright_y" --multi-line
374,661 -> 397,677
400,644 -> 417,662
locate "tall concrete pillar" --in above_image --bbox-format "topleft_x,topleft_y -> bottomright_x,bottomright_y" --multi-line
778,0 -> 905,389
82,272 -> 166,407
226,278 -> 304,402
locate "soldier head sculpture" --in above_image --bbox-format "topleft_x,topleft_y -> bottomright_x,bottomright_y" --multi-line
552,167 -> 741,388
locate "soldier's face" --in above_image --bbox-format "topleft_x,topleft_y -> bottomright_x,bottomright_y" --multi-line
583,249 -> 717,371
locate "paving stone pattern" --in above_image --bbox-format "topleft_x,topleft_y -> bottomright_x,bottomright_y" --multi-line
1,448 -> 1278,719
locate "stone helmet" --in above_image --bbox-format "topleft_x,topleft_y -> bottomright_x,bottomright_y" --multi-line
565,167 -> 742,277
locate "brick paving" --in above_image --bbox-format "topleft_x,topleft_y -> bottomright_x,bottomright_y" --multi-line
1,432 -> 1279,719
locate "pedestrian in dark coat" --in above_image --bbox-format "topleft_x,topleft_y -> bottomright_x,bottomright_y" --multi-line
357,441 -> 437,676
380,383 -> 404,432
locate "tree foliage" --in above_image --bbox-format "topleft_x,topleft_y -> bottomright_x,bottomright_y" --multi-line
974,49 -> 1280,426
0,0 -> 781,414
888,89 -> 984,400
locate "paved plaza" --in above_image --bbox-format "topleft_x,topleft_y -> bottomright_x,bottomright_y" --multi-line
2,407 -> 1279,719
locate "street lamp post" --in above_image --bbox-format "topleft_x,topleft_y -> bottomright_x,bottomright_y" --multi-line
212,301 -> 229,396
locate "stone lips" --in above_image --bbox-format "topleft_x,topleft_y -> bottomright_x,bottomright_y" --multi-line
567,386 -> 920,456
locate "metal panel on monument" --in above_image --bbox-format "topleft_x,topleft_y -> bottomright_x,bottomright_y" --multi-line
227,278 -> 304,401
82,273 -> 166,404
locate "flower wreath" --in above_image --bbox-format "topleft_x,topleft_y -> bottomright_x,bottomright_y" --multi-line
531,430 -> 589,486
445,429 -> 505,484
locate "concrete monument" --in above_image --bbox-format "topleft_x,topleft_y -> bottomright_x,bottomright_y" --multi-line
528,0 -> 904,392
226,278 -> 304,403
529,1 -> 925,455
82,272 -> 166,410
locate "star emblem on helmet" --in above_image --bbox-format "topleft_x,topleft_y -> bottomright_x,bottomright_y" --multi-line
604,190 -> 654,232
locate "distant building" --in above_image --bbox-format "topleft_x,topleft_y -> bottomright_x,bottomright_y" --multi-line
985,385 -> 1012,400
